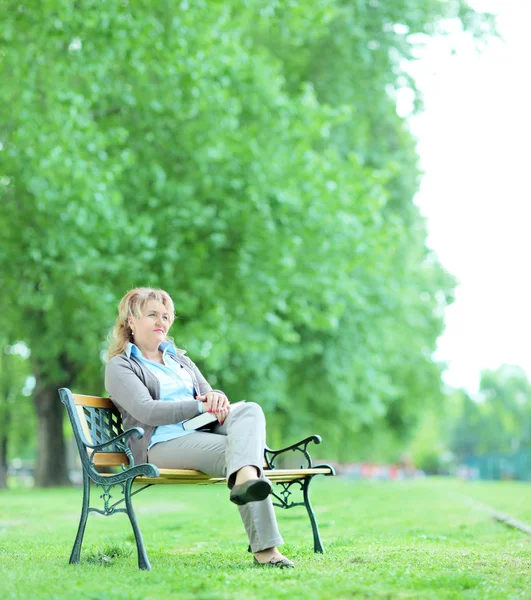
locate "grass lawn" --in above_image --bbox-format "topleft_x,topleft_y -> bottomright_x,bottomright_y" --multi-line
1,476 -> 530,599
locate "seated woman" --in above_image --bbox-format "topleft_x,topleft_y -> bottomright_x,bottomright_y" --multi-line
105,287 -> 294,568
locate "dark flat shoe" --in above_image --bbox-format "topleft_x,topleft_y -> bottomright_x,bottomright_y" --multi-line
230,479 -> 272,506
253,556 -> 295,569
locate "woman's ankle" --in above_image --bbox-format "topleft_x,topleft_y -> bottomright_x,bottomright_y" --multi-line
254,547 -> 287,563
254,547 -> 280,558
234,465 -> 259,486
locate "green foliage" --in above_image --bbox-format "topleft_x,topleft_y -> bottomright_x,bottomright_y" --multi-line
453,366 -> 531,458
410,411 -> 446,473
411,366 -> 531,471
446,389 -> 486,461
478,365 -> 531,453
0,343 -> 36,460
0,0 -> 495,468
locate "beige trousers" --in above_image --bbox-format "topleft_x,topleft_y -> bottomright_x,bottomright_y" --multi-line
147,402 -> 284,553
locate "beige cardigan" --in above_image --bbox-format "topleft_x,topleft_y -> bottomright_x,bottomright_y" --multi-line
105,349 -> 215,465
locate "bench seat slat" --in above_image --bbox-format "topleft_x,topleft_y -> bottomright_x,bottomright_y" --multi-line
134,467 -> 333,486
90,451 -> 333,478
135,478 -> 227,485
96,466 -> 333,485
155,467 -> 333,478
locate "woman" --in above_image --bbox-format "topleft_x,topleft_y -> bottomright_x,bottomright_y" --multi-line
105,287 -> 294,568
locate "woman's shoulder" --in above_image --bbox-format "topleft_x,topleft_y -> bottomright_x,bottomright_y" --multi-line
106,352 -> 131,371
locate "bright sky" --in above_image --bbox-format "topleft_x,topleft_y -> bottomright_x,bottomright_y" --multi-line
404,0 -> 531,393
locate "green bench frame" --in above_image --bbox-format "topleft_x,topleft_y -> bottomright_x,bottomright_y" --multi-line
59,387 -> 335,570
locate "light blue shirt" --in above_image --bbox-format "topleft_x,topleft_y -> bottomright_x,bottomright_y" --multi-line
126,342 -> 203,449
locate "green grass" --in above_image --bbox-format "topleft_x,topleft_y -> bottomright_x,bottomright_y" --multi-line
1,477 -> 530,599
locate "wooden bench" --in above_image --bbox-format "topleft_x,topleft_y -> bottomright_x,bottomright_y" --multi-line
59,388 -> 335,570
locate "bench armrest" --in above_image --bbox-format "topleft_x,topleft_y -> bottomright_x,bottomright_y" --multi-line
264,435 -> 322,470
86,427 -> 144,469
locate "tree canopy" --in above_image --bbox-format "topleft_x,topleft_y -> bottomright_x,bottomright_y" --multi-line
0,0 -> 495,483
408,365 -> 531,474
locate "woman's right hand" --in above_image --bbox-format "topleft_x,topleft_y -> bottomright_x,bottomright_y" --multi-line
196,391 -> 230,423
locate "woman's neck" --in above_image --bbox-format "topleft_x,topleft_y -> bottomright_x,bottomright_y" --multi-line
136,344 -> 162,363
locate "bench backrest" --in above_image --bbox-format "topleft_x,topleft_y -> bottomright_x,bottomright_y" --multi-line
64,391 -> 130,467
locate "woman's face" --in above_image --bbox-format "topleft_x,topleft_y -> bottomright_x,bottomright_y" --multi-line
128,299 -> 171,350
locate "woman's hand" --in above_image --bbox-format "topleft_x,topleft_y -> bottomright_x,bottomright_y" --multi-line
196,391 -> 230,423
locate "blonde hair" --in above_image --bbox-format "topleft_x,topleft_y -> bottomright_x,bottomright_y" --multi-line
106,287 -> 176,360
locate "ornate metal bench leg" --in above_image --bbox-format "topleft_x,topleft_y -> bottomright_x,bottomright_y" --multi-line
124,478 -> 151,570
69,471 -> 91,564
303,477 -> 325,553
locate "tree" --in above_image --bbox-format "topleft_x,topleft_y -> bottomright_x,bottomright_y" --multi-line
446,389 -> 484,462
0,1 -> 495,483
0,343 -> 35,488
477,365 -> 531,454
431,366 -> 531,466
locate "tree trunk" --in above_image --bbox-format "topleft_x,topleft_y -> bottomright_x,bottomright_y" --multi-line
33,381 -> 70,487
0,434 -> 8,489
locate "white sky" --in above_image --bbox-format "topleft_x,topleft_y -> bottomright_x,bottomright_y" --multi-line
404,0 -> 531,392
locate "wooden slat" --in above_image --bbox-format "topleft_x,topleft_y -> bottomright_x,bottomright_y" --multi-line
134,467 -> 333,486
155,467 -> 332,479
265,468 -> 332,476
135,478 -> 224,485
157,469 -> 211,477
72,394 -> 115,408
92,462 -> 331,477
93,452 -> 130,467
